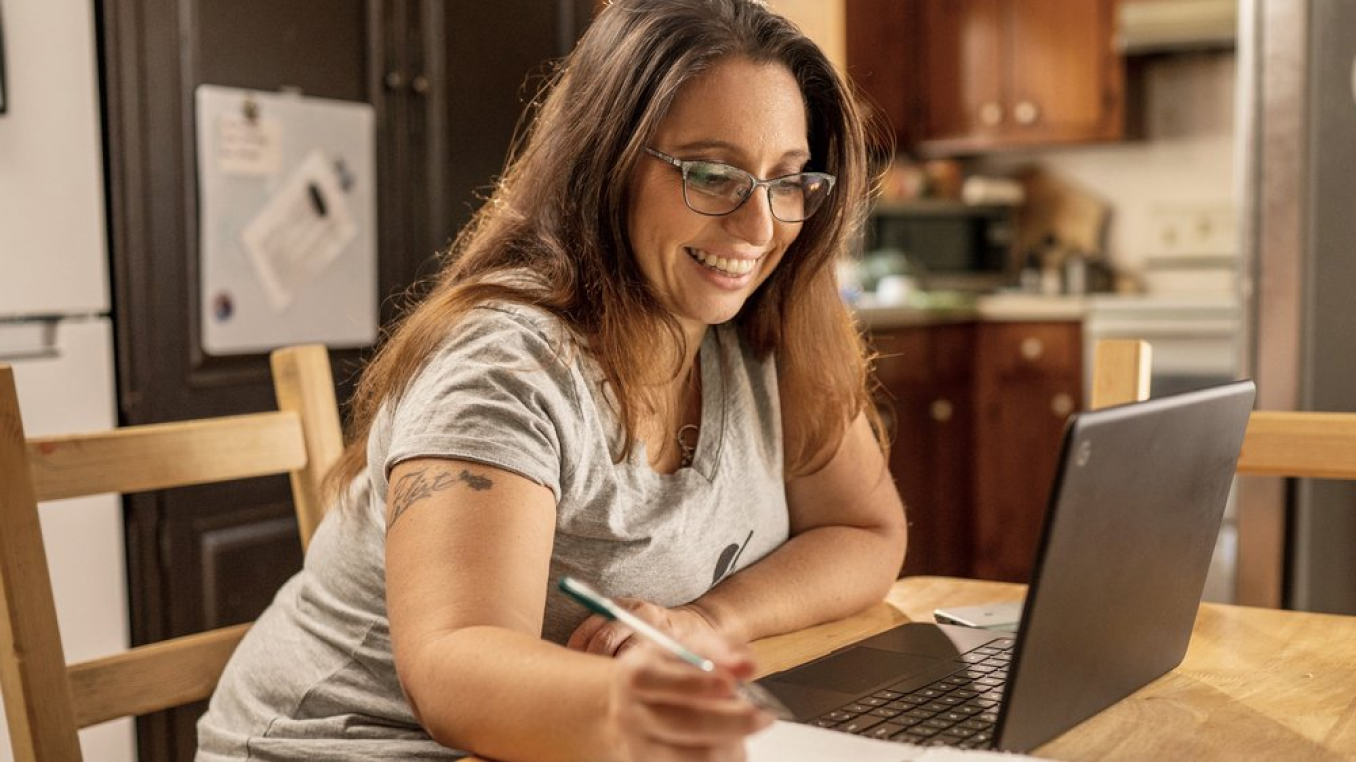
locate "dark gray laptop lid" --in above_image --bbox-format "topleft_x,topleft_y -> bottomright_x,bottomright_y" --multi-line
997,380 -> 1256,751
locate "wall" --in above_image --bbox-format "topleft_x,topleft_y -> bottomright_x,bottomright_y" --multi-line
973,53 -> 1239,275
767,0 -> 846,71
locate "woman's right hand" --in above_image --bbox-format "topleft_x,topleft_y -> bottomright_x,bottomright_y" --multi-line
605,632 -> 774,762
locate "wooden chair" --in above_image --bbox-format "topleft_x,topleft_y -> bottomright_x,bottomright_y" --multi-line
0,344 -> 343,761
1090,338 -> 1356,479
1091,338 -> 1356,606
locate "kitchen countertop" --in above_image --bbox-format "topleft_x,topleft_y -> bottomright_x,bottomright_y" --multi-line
854,292 -> 1088,329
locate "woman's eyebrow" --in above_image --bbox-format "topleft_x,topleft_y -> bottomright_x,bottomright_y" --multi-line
668,139 -> 811,165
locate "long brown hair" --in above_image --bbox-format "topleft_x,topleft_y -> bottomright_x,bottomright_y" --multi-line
330,0 -> 884,498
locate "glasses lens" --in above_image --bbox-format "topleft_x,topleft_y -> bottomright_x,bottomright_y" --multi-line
770,173 -> 835,223
682,162 -> 754,215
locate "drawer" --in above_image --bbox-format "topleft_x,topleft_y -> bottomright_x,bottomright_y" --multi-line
978,322 -> 1081,377
869,323 -> 976,388
870,327 -> 934,387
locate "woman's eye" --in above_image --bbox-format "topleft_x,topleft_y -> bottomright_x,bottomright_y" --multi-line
688,164 -> 743,193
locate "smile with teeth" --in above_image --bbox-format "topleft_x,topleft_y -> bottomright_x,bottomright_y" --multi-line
687,247 -> 758,277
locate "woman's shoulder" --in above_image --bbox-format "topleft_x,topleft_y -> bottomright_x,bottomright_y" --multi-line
441,300 -> 577,360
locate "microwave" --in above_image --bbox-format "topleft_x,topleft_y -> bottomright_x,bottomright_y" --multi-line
866,201 -> 1018,291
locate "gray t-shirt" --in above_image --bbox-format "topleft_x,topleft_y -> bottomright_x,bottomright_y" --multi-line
196,304 -> 790,760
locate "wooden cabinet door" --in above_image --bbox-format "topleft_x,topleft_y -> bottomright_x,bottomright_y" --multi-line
919,0 -> 1005,142
1006,0 -> 1123,144
844,0 -> 925,152
872,324 -> 975,578
915,0 -> 1123,154
971,322 -> 1082,582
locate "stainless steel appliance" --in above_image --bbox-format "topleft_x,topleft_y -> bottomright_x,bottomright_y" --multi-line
865,201 -> 1018,292
1238,0 -> 1356,614
1083,294 -> 1244,603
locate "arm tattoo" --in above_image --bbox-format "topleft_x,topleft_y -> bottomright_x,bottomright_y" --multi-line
387,466 -> 495,532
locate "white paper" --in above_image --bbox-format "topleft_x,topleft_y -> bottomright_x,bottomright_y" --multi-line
239,149 -> 357,311
746,721 -> 1044,762
217,112 -> 282,175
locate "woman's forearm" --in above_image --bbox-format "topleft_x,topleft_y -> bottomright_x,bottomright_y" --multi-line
404,626 -> 618,762
692,519 -> 906,644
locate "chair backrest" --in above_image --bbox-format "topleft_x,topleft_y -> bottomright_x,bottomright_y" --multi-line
1088,339 -> 1153,410
1090,338 -> 1356,480
0,344 -> 342,761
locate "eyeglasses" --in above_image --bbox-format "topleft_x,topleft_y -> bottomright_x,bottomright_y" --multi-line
644,147 -> 836,223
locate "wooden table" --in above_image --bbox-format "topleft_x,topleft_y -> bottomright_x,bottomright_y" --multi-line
750,576 -> 1356,760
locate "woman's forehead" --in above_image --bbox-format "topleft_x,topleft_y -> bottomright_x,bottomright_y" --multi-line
652,58 -> 809,168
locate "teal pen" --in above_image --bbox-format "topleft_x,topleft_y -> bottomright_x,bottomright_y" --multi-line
558,576 -> 794,720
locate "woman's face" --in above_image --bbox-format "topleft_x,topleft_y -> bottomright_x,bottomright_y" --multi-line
628,57 -> 810,333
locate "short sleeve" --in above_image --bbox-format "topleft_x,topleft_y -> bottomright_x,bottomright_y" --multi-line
376,305 -> 579,503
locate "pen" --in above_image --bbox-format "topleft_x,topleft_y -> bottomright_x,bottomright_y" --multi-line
558,576 -> 794,720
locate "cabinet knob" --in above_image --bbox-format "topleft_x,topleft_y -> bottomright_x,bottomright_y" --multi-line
1051,392 -> 1075,418
1014,100 -> 1040,125
979,101 -> 1003,127
384,71 -> 406,91
1020,337 -> 1045,361
411,75 -> 430,95
930,399 -> 954,423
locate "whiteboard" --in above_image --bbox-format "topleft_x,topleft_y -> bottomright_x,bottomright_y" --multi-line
195,85 -> 377,355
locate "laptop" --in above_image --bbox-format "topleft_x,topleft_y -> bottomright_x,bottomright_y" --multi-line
757,380 -> 1256,752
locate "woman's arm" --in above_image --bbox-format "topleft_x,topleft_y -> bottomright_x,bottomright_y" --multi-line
571,413 -> 906,652
386,457 -> 770,762
690,412 -> 907,642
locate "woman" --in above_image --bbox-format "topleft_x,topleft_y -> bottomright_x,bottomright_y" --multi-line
198,1 -> 906,760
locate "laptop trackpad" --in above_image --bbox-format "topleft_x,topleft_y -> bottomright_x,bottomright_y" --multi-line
770,646 -> 945,696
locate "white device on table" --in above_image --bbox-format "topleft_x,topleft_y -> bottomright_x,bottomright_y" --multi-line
933,601 -> 1024,631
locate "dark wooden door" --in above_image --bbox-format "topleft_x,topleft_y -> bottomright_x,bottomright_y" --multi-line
97,1 -> 591,758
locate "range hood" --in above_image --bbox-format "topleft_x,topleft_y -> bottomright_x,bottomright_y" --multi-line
1117,0 -> 1238,54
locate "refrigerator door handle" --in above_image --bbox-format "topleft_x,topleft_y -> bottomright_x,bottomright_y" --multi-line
0,319 -> 60,362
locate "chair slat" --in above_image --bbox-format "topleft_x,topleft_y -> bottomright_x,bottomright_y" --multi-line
26,412 -> 307,501
1089,339 -> 1152,410
272,345 -> 344,550
67,623 -> 251,728
1238,411 -> 1356,480
0,369 -> 83,761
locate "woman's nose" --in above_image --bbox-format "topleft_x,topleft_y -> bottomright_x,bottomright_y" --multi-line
722,186 -> 777,246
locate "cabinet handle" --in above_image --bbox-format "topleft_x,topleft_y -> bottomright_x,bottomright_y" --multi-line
930,399 -> 954,423
979,101 -> 1003,127
384,71 -> 406,91
411,75 -> 430,95
1014,100 -> 1040,125
1051,392 -> 1075,417
1020,337 -> 1045,361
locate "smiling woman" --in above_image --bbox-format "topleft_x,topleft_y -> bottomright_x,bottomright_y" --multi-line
195,2 -> 906,761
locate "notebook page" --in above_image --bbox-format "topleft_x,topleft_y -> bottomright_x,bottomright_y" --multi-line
746,721 -> 1046,762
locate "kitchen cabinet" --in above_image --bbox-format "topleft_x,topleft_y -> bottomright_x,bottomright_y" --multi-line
846,0 -> 1124,155
971,321 -> 1083,581
844,0 -> 926,152
873,323 -> 976,577
870,318 -> 1082,582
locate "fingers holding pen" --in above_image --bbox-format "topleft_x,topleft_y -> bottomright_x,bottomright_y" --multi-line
610,643 -> 773,759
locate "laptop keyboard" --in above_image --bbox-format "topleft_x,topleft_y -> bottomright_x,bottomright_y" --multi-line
808,637 -> 1015,749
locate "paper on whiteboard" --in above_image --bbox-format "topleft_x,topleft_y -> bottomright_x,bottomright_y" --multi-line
217,111 -> 281,175
240,149 -> 356,311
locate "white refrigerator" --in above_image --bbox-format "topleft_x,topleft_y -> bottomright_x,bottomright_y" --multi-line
0,0 -> 135,759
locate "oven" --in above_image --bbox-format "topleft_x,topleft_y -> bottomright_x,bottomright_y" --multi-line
1083,294 -> 1244,603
